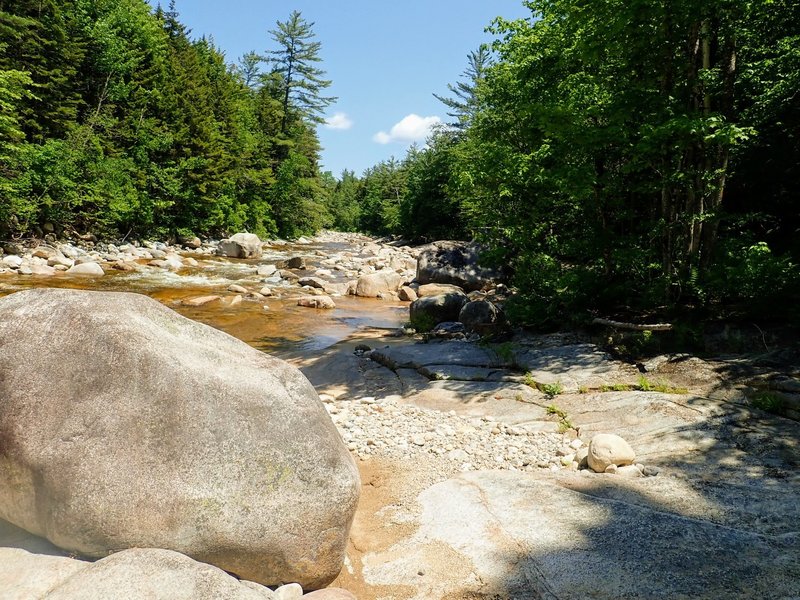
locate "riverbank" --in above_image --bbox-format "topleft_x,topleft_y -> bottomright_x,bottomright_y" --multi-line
1,231 -> 799,599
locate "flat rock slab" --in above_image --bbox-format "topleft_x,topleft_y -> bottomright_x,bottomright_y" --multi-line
370,342 -> 502,371
514,343 -> 640,391
371,341 -> 639,393
403,380 -> 554,427
362,470 -> 800,599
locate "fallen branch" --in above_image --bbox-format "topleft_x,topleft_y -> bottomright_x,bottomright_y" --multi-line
592,318 -> 673,331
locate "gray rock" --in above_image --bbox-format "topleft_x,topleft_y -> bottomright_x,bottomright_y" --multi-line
355,271 -> 402,298
398,286 -> 418,302
286,256 -> 306,269
416,283 -> 465,297
416,241 -> 501,291
459,300 -> 501,333
27,264 -> 57,276
2,254 -> 22,268
42,548 -> 276,599
297,295 -> 336,309
0,289 -> 358,589
410,292 -> 468,329
257,264 -> 277,277
65,262 -> 104,276
299,277 -> 328,289
0,548 -> 87,600
588,434 -> 636,473
218,233 -> 262,259
182,236 -> 202,249
274,582 -> 303,599
361,470 -> 800,599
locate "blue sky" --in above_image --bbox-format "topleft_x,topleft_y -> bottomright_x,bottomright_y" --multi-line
151,1 -> 531,177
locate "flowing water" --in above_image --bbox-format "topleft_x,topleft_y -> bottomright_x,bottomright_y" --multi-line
0,239 -> 408,359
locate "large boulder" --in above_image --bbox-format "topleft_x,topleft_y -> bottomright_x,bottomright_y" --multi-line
218,233 -> 262,259
458,299 -> 502,334
354,270 -> 402,298
0,289 -> 359,590
409,291 -> 468,331
42,548 -> 277,600
416,241 -> 501,292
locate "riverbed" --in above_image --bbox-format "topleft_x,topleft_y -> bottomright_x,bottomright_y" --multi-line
0,234 -> 409,359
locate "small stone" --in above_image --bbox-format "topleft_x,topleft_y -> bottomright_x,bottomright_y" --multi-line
604,464 -> 618,474
297,295 -> 336,309
181,295 -> 221,307
411,434 -> 426,446
569,438 -> 584,450
259,286 -> 273,296
560,454 -> 575,466
617,464 -> 643,478
227,284 -> 248,294
275,582 -> 303,599
642,465 -> 660,477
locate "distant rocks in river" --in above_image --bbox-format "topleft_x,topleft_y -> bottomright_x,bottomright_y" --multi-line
217,232 -> 263,259
0,288 -> 359,590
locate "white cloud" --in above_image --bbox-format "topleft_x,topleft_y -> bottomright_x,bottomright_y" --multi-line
373,114 -> 442,145
325,112 -> 353,130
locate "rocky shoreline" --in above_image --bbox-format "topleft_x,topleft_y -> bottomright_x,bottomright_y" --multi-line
1,231 -> 799,599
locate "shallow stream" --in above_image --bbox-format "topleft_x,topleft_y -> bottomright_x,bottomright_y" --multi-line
0,238 -> 407,359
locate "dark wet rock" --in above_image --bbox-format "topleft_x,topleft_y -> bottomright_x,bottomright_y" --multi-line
409,292 -> 468,330
416,241 -> 501,292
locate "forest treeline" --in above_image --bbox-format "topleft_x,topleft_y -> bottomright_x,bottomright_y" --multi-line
2,0 -> 798,326
329,0 -> 800,326
0,0 -> 336,241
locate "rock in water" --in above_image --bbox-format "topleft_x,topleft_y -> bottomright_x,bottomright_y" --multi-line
218,233 -> 263,259
0,289 -> 359,590
354,270 -> 402,298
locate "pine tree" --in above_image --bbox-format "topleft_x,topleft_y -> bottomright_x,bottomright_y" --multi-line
433,46 -> 492,129
268,10 -> 336,133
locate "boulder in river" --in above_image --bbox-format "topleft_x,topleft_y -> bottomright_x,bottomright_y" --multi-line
0,288 -> 359,590
218,233 -> 262,259
416,241 -> 501,292
355,270 -> 402,298
65,262 -> 104,276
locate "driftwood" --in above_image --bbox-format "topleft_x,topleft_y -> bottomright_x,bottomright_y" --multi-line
592,318 -> 673,332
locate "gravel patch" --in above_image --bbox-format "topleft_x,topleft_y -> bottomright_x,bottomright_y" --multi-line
323,395 -> 575,473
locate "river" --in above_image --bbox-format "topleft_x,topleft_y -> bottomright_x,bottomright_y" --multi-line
0,236 -> 409,359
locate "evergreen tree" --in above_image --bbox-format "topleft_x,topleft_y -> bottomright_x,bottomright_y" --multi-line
433,46 -> 492,129
268,10 -> 336,133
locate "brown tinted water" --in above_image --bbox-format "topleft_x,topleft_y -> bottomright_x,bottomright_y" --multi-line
0,240 -> 407,359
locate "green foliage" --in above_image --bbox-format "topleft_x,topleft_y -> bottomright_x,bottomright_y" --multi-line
268,10 -> 336,131
409,312 -> 437,333
350,0 -> 800,328
546,404 -> 574,432
750,391 -> 785,415
0,2 -> 334,240
637,376 -> 688,395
